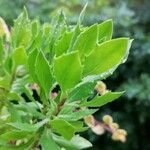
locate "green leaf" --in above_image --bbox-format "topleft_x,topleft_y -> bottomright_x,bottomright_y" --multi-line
0,130 -> 30,141
7,122 -> 38,132
53,51 -> 82,91
69,121 -> 88,132
35,51 -> 53,97
31,20 -> 40,38
40,130 -> 60,150
58,108 -> 98,121
78,3 -> 88,25
58,102 -> 78,115
27,48 -> 39,82
81,91 -> 124,107
68,81 -> 95,102
54,31 -> 73,57
50,119 -> 75,140
71,135 -> 92,149
53,134 -> 92,150
98,19 -> 113,43
0,75 -> 11,90
0,38 -> 3,63
68,25 -> 81,52
7,119 -> 48,132
83,38 -> 129,76
72,24 -> 98,58
0,137 -> 34,150
12,47 -> 27,68
11,8 -> 32,48
53,135 -> 79,150
11,75 -> 31,94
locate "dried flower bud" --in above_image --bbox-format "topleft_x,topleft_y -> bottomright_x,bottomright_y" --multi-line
103,115 -> 113,125
112,129 -> 127,142
91,124 -> 105,135
84,115 -> 95,127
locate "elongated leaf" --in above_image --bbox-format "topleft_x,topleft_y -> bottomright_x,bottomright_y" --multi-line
40,130 -> 60,150
81,91 -> 124,107
50,119 -> 75,140
72,24 -> 98,57
7,122 -> 38,132
0,38 -> 3,63
78,3 -> 88,25
83,39 -> 133,82
27,48 -> 39,82
98,19 -> 113,43
54,31 -> 73,56
35,51 -> 53,97
58,108 -> 98,121
83,38 -> 129,76
11,8 -> 32,48
7,119 -> 48,132
53,51 -> 82,91
0,130 -> 30,141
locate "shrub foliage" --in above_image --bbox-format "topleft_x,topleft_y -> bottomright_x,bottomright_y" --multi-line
0,8 -> 132,149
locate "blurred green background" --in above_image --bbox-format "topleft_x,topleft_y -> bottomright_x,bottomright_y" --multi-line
0,0 -> 150,149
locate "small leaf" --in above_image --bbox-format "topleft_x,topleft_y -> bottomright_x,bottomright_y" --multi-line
53,135 -> 79,150
71,135 -> 92,149
35,51 -> 53,97
72,24 -> 98,58
81,91 -> 124,107
40,130 -> 60,150
50,119 -> 75,140
68,81 -> 95,102
83,38 -> 129,76
98,19 -> 113,43
53,51 -> 82,91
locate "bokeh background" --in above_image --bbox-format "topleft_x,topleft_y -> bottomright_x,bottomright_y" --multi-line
0,0 -> 150,149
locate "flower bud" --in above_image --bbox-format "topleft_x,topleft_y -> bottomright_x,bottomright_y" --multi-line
84,115 -> 95,127
95,81 -> 107,95
91,124 -> 105,135
103,115 -> 113,125
110,123 -> 119,131
112,129 -> 127,142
